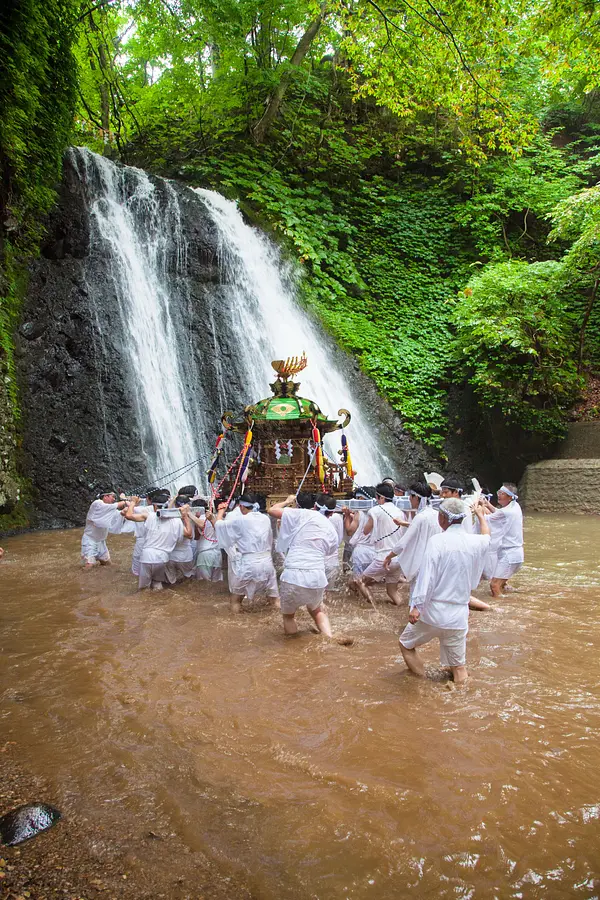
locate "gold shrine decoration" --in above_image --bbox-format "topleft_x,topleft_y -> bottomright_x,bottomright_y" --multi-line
271,351 -> 308,379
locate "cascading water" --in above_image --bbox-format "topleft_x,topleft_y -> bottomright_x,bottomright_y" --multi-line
194,190 -> 391,483
68,148 -> 391,495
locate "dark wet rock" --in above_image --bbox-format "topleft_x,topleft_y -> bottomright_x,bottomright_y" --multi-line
0,803 -> 61,846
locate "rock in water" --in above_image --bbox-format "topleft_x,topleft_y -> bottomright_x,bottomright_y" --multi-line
0,803 -> 61,846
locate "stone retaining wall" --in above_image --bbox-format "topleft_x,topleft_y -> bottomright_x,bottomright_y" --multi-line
520,458 -> 600,514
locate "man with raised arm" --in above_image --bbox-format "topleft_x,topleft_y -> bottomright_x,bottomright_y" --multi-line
357,482 -> 409,606
124,491 -> 192,590
398,498 -> 490,685
81,488 -> 126,568
268,492 -> 338,638
484,483 -> 524,597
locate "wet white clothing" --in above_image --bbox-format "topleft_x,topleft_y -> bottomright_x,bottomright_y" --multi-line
486,500 -> 524,577
194,516 -> 223,581
139,509 -> 184,564
277,508 -> 338,590
216,511 -> 278,599
393,505 -> 441,582
214,506 -> 242,592
81,534 -> 110,564
279,581 -> 324,614
348,511 -> 375,575
325,513 -> 344,590
166,521 -> 194,582
411,526 -> 490,630
367,502 -> 405,559
131,505 -> 147,576
83,499 -> 120,543
399,620 -> 467,667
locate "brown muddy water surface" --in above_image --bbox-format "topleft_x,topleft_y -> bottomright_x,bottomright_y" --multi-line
1,514 -> 599,899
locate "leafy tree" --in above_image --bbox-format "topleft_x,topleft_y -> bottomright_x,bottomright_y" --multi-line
452,260 -> 583,441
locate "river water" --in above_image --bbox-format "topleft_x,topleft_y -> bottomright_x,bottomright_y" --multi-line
0,514 -> 599,898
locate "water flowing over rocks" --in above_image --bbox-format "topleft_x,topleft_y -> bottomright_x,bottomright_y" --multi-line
17,149 -> 445,527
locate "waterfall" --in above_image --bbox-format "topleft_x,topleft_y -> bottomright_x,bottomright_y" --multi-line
71,148 -> 208,492
194,190 -> 391,483
70,148 -> 391,494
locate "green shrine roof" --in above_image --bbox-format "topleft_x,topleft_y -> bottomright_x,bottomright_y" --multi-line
250,395 -> 330,422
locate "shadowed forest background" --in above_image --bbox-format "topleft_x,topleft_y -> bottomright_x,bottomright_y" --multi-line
1,0 -> 600,525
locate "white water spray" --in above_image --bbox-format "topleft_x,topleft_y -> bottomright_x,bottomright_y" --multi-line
72,148 -> 205,492
195,189 -> 391,483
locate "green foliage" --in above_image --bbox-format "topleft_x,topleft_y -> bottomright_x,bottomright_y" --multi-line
453,260 -> 584,440
0,0 -> 77,249
0,0 -> 78,512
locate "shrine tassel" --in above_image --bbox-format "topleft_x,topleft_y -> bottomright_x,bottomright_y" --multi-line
312,423 -> 325,484
240,427 -> 253,484
341,432 -> 356,479
207,430 -> 226,484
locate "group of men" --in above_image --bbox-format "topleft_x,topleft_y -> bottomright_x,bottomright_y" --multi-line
80,473 -> 525,683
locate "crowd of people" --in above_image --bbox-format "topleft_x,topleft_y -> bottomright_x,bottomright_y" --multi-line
81,474 -> 525,683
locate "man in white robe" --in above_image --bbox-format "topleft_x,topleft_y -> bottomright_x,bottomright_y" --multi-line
384,482 -> 441,603
124,492 -> 192,590
268,492 -> 338,637
358,482 -> 410,606
81,489 -> 126,567
398,499 -> 490,684
215,493 -> 279,613
166,494 -> 197,583
440,477 -> 491,611
343,506 -> 375,586
483,483 -> 524,597
188,500 -> 223,583
315,493 -> 344,591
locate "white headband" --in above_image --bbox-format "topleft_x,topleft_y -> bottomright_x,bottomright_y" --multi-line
315,503 -> 333,515
440,509 -> 466,522
239,500 -> 260,512
499,486 -> 518,500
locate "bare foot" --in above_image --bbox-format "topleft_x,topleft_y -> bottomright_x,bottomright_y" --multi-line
230,599 -> 243,613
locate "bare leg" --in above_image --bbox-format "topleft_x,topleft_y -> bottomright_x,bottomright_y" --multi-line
83,561 -> 97,569
451,665 -> 469,684
385,582 -> 403,606
399,643 -> 426,676
269,594 -> 281,610
469,595 -> 491,611
356,576 -> 376,607
230,594 -> 244,613
282,613 -> 298,635
308,605 -> 333,638
490,578 -> 505,598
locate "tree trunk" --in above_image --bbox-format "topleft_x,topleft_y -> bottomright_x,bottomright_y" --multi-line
252,5 -> 327,145
578,271 -> 600,374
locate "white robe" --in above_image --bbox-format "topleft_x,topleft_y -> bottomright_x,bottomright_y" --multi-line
83,499 -> 120,543
393,505 -> 441,582
217,506 -> 243,592
348,511 -> 375,574
367,502 -> 405,559
277,508 -> 338,589
215,511 -> 278,598
485,500 -> 524,575
139,510 -> 184,564
411,526 -> 490,630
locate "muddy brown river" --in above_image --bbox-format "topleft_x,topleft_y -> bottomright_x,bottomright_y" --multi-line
1,515 -> 599,898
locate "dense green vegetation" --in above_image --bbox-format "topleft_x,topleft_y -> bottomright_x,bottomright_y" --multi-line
0,0 -> 78,522
1,0 -> 600,482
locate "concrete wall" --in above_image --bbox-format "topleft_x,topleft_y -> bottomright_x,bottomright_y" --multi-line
552,422 -> 600,460
520,457 -> 600,514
